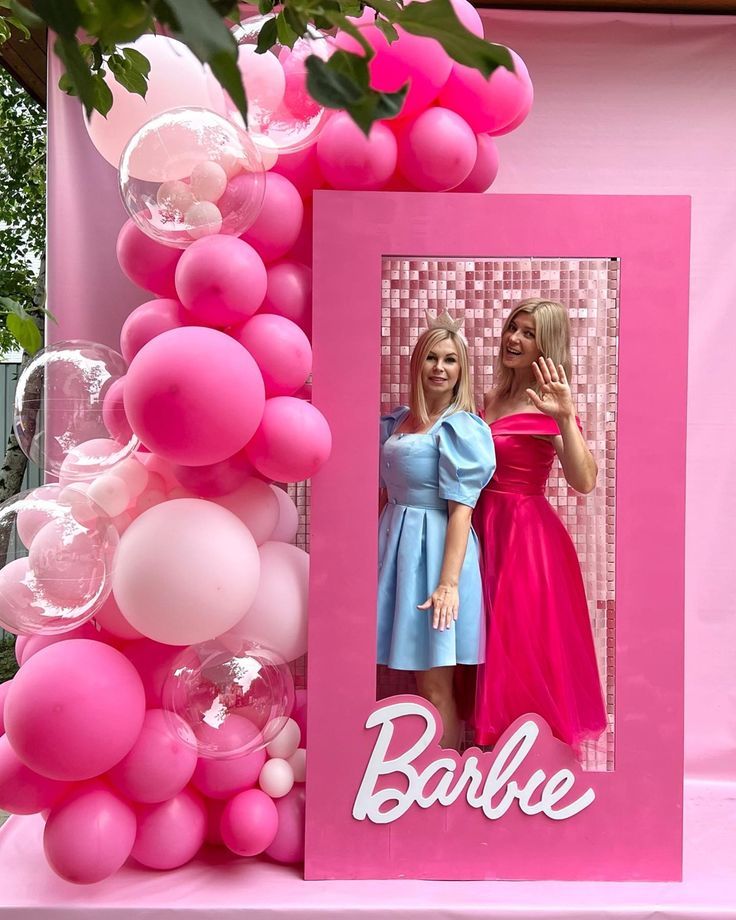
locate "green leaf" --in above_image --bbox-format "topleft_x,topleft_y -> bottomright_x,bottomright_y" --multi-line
0,296 -> 24,316
30,0 -> 81,37
108,51 -> 148,97
6,313 -> 41,355
283,5 -> 307,39
91,71 -> 114,115
57,70 -> 78,96
54,35 -> 100,117
4,15 -> 30,39
7,1 -> 44,31
374,16 -> 399,44
255,15 -> 278,54
275,12 -> 298,49
257,0 -> 275,14
122,46 -> 151,77
396,0 -> 513,77
0,19 -> 10,43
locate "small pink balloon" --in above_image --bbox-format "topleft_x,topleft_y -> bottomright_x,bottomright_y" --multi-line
317,113 -> 397,190
260,261 -> 312,333
15,484 -> 62,548
131,787 -> 207,870
265,785 -> 305,864
272,146 -> 325,199
269,485 -> 299,544
190,160 -> 228,202
120,298 -> 190,364
396,107 -> 477,192
240,173 -> 303,263
213,477 -> 279,545
94,590 -> 143,641
234,314 -> 312,398
185,201 -> 223,240
288,748 -> 306,783
44,785 -> 137,884
102,377 -> 134,444
265,717 -> 301,760
259,757 -> 294,798
117,219 -> 181,297
138,452 -> 180,491
175,235 -> 267,327
173,447 -> 254,498
246,397 -> 332,483
0,735 -> 70,814
451,134 -> 500,192
122,638 -> 186,708
191,716 -> 266,800
221,788 -> 278,857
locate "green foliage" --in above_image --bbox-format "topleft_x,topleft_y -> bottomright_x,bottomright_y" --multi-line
0,631 -> 18,683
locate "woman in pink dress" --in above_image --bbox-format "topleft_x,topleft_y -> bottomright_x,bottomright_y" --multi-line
474,299 -> 607,751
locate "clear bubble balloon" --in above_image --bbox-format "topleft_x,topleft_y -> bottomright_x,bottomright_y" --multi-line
0,487 -> 118,636
162,640 -> 294,760
228,16 -> 332,155
13,341 -> 137,480
119,107 -> 266,248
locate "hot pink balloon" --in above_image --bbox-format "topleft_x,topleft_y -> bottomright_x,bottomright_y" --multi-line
120,298 -> 189,364
317,113 -> 397,190
117,219 -> 181,298
272,145 -> 325,199
221,788 -> 278,857
213,477 -> 279,545
175,235 -> 267,327
44,785 -> 137,884
173,447 -> 254,498
396,107 -> 477,191
270,485 -> 299,544
265,785 -> 305,864
449,0 -> 484,36
488,76 -> 534,136
0,677 -> 12,735
123,638 -> 186,708
438,48 -> 533,134
17,622 -> 102,665
451,134 -> 500,192
4,639 -> 145,781
240,173 -> 303,263
234,314 -> 312,398
260,260 -> 312,333
191,716 -> 266,800
246,397 -> 331,483
0,736 -> 70,814
101,377 -> 134,444
124,327 -> 265,466
132,787 -> 208,870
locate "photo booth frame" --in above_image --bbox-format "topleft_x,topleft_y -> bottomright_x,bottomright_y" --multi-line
307,192 -> 689,881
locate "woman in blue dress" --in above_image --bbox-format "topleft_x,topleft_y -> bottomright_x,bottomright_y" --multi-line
377,313 -> 495,749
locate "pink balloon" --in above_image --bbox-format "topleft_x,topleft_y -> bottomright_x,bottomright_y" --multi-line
0,677 -> 12,735
221,788 -> 278,857
0,736 -> 70,814
122,639 -> 186,708
272,146 -> 325,199
233,314 -> 312,398
108,709 -> 197,803
28,518 -> 109,609
124,327 -> 265,466
15,484 -> 62,548
17,622 -> 102,665
226,542 -> 309,662
449,0 -> 484,37
488,77 -> 534,136
269,485 -> 299,544
246,397 -> 331,483
113,499 -> 260,645
396,107 -> 477,191
317,114 -> 397,190
191,716 -> 266,800
4,640 -> 145,781
137,452 -> 180,491
213,477 -> 279,545
173,447 -> 254,498
175,235 -> 267,327
44,785 -> 137,884
13,636 -> 27,665
438,49 -> 533,134
260,261 -> 312,333
265,785 -> 305,864
117,219 -> 181,298
94,590 -> 143,641
451,134 -> 500,192
131,787 -> 207,870
101,377 -> 134,444
240,173 -> 303,263
120,298 -> 189,363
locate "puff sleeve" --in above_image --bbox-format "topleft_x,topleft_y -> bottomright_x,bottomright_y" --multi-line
379,406 -> 409,487
437,411 -> 495,507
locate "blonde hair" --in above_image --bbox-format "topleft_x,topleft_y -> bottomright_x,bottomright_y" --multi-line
408,328 -> 475,425
494,298 -> 572,398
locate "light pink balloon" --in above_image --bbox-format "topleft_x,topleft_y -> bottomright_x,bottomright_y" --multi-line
117,219 -> 181,297
173,447 -> 254,498
246,397 -> 332,483
233,314 -> 312,398
317,114 -> 397,190
131,787 -> 207,870
44,784 -> 137,884
191,716 -> 266,800
190,160 -> 228,202
94,590 -> 143,641
396,107 -> 477,191
226,541 -> 308,663
15,484 -> 62,548
120,298 -> 189,364
213,477 -> 279,545
240,173 -> 303,263
102,377 -> 134,444
221,788 -> 278,857
28,518 -> 109,609
451,134 -> 500,192
270,485 -> 299,544
138,452 -> 180,491
272,145 -> 325,199
124,327 -> 265,466
260,261 -> 312,333
265,717 -> 301,760
113,499 -> 260,645
438,48 -> 533,134
288,747 -> 306,783
185,201 -> 223,240
0,736 -> 70,814
265,785 -> 305,864
4,639 -> 145,781
58,437 -> 129,487
122,638 -> 186,708
174,235 -> 267,327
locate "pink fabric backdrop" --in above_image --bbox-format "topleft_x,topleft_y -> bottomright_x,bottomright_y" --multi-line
46,10 -> 735,782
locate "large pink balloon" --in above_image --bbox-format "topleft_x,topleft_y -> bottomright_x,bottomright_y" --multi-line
272,145 -> 325,199
0,677 -> 12,735
124,327 -> 265,466
221,788 -> 279,857
265,785 -> 305,864
120,298 -> 189,364
246,397 -> 332,482
113,499 -> 260,645
260,261 -> 312,333
451,134 -> 500,192
0,736 -> 70,814
94,590 -> 144,641
213,477 -> 279,545
226,541 -> 309,662
175,235 -> 267,327
44,785 -> 137,884
173,447 -> 254,499
191,716 -> 266,800
131,787 -> 207,870
317,114 -> 397,190
234,314 -> 312,398
123,639 -> 186,708
396,107 -> 477,191
270,485 -> 299,544
4,640 -> 145,781
240,173 -> 303,263
117,219 -> 181,297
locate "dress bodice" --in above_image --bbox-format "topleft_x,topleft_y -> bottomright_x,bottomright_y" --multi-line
483,413 -> 561,496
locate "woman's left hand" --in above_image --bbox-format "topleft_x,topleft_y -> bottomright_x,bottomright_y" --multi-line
526,357 -> 575,421
418,583 -> 459,631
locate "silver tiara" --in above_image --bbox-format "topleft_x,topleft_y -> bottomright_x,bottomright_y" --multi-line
424,309 -> 467,343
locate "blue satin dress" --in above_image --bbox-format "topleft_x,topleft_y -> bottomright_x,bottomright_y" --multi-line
376,407 -> 496,671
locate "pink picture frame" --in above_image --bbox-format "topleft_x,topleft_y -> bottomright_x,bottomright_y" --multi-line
307,192 -> 689,881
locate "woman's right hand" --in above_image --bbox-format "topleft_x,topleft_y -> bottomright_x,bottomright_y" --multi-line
418,583 -> 459,631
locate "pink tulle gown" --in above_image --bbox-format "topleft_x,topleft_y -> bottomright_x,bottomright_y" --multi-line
473,412 -> 607,750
